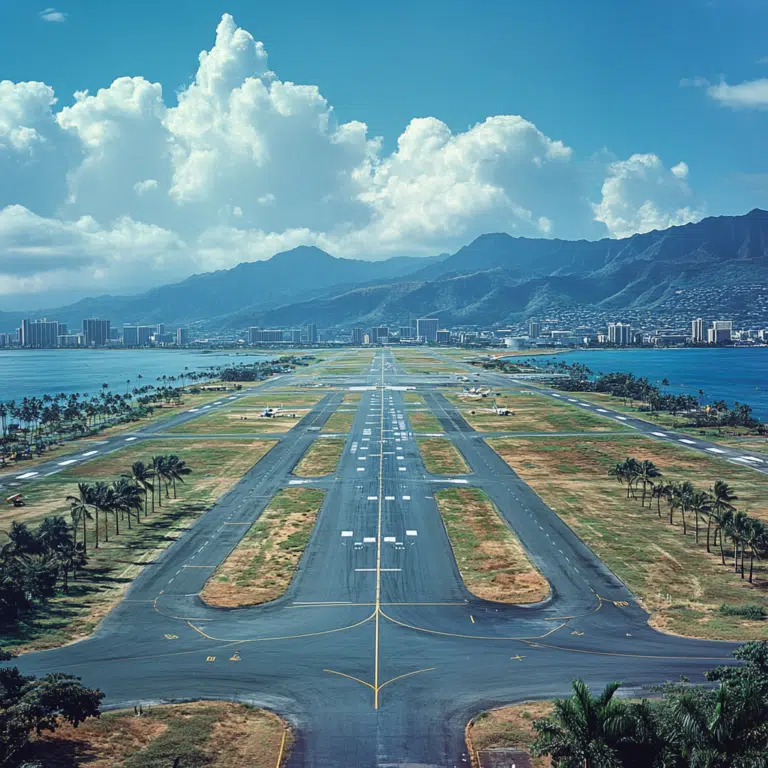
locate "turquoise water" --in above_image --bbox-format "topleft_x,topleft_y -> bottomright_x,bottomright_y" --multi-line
0,349 -> 274,402
527,348 -> 768,420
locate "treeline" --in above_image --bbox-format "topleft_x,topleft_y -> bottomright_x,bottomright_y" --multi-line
530,641 -> 768,766
532,361 -> 763,431
218,356 -> 305,382
0,366 -> 221,464
0,453 -> 191,628
609,458 -> 767,585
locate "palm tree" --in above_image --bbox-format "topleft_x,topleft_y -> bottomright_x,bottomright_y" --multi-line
707,481 -> 738,554
151,456 -> 167,507
126,461 -> 155,517
111,478 -> 143,532
726,511 -> 749,575
91,481 -> 115,545
66,482 -> 94,554
532,679 -> 633,768
670,481 -> 695,534
165,455 -> 191,499
635,460 -> 662,507
690,490 -> 712,545
671,681 -> 768,766
743,518 -> 766,584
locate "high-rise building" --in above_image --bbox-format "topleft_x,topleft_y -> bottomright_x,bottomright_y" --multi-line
351,328 -> 364,345
249,328 -> 284,344
291,329 -> 302,344
436,329 -> 451,344
176,327 -> 189,346
691,318 -> 704,343
416,317 -> 439,343
156,323 -> 165,337
0,333 -> 7,347
306,323 -> 318,344
137,326 -> 154,346
607,322 -> 632,346
707,320 -> 732,345
399,326 -> 414,340
21,318 -> 60,348
123,326 -> 139,346
371,326 -> 389,344
58,334 -> 84,347
82,318 -> 110,347
528,318 -> 541,338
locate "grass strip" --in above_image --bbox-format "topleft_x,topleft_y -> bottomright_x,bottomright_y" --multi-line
417,438 -> 469,474
294,438 -> 345,476
488,433 -> 768,640
168,408 -> 307,434
321,412 -> 356,433
31,701 -> 291,768
407,410 -> 444,433
435,487 -> 549,603
202,487 -> 325,607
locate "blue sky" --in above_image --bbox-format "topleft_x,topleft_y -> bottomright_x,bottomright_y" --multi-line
1,0 -> 767,305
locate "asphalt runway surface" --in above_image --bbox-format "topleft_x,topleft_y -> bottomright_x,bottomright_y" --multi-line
7,351 -> 747,767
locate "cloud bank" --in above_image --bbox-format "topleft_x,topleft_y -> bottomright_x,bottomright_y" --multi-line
0,14 -> 701,306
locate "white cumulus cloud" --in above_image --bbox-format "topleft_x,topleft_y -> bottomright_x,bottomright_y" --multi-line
0,13 -> 705,307
39,8 -> 67,22
592,154 -> 702,238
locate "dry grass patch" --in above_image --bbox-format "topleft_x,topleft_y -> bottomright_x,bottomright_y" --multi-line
468,701 -> 553,768
447,391 -> 626,433
404,392 -> 425,404
0,439 -> 275,651
168,408 -> 307,434
237,391 -> 324,407
417,438 -> 469,474
30,701 -> 290,768
488,434 -> 768,640
343,392 -> 363,403
294,438 -> 345,476
408,410 -> 443,433
436,488 -> 549,603
321,412 -> 355,433
202,487 -> 325,607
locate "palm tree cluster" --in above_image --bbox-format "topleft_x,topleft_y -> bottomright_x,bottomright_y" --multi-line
0,516 -> 87,626
531,641 -> 768,767
609,458 -> 768,584
0,371 -> 218,466
67,454 -> 192,553
0,454 -> 191,629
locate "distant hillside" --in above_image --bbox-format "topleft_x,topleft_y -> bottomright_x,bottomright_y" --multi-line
225,209 -> 768,328
4,209 -> 768,333
0,247 -> 435,331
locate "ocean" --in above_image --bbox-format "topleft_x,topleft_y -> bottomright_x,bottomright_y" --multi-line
524,347 -> 768,420
0,349 -> 275,403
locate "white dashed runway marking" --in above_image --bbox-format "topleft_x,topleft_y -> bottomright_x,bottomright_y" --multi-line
651,432 -> 667,437
405,530 -> 418,536
81,450 -> 99,456
58,459 -> 78,466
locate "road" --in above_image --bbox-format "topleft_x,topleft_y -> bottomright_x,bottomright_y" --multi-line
8,351 -> 743,767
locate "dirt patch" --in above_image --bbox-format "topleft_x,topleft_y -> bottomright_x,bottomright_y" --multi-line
436,488 -> 549,603
30,701 -> 290,768
202,487 -> 325,607
294,439 -> 345,476
468,701 -> 553,768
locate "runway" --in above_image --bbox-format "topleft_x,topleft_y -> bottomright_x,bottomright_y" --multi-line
8,350 -> 743,767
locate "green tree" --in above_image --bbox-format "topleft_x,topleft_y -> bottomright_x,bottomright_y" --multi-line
707,481 -> 738,554
532,680 -> 633,768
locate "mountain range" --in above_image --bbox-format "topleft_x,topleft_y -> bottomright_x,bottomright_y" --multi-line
3,209 -> 768,332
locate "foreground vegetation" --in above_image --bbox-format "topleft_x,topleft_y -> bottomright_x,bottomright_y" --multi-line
201,487 -> 325,607
470,641 -> 768,768
28,700 -> 289,768
435,488 -> 549,603
489,434 -> 768,639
